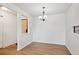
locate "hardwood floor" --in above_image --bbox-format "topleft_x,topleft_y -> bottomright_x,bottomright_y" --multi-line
0,42 -> 71,55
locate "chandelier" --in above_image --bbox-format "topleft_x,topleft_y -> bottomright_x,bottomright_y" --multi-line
39,6 -> 47,21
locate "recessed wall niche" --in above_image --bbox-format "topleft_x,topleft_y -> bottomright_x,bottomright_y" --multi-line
21,15 -> 28,33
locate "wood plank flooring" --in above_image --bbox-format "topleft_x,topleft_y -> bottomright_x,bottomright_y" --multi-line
0,42 -> 71,55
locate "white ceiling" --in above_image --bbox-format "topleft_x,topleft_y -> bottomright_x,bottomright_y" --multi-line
14,3 -> 72,16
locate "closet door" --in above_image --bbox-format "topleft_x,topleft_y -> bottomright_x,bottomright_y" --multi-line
0,9 -> 3,48
0,7 -> 17,48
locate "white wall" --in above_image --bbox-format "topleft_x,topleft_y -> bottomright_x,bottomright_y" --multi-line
0,3 -> 33,50
66,4 -> 79,55
0,8 -> 17,48
33,13 -> 66,45
17,13 -> 33,50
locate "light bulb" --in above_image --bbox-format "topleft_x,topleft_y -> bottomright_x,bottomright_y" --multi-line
38,16 -> 42,19
1,6 -> 8,11
44,15 -> 47,18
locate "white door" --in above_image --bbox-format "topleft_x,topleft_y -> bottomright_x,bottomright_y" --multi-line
0,9 -> 3,48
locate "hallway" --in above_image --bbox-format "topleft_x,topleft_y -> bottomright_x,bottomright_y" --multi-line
0,42 -> 71,55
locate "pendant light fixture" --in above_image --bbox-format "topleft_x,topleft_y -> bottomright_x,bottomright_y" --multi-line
39,6 -> 47,21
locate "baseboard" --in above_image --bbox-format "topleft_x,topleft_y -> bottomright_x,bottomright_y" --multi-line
65,45 -> 72,55
33,41 -> 65,46
17,41 -> 32,51
3,42 -> 16,48
33,41 -> 65,45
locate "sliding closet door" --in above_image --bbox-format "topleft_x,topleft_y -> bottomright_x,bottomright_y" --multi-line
2,9 -> 17,47
0,7 -> 17,48
0,9 -> 3,48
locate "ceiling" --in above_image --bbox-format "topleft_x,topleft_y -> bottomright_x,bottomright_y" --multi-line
14,3 -> 72,16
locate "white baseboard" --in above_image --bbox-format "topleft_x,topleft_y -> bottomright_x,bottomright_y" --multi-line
65,45 -> 72,55
33,41 -> 65,45
3,42 -> 16,48
17,41 -> 32,51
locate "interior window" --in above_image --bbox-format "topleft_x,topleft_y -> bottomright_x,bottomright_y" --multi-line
22,17 -> 28,33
